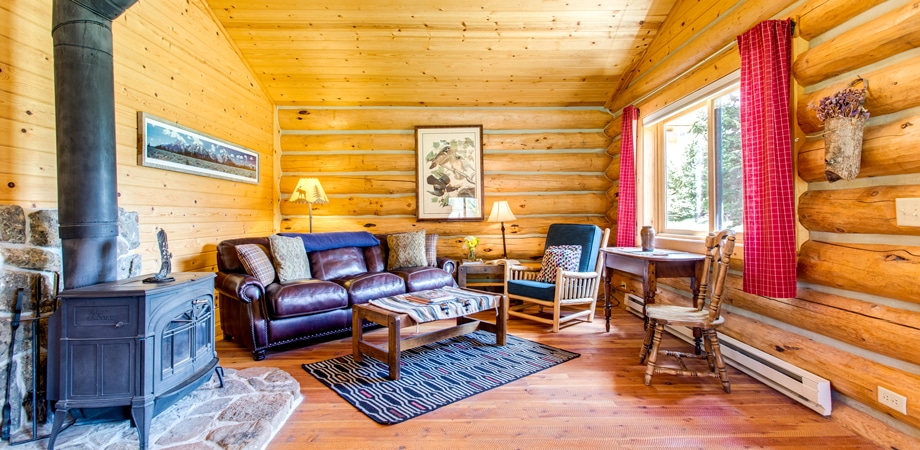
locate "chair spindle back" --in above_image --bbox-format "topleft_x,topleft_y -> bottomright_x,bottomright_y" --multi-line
691,230 -> 737,321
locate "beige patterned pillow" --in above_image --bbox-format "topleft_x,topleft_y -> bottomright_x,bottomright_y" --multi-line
236,244 -> 276,285
269,235 -> 311,282
387,230 -> 428,270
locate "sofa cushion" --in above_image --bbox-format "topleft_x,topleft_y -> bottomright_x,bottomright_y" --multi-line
536,245 -> 582,283
236,244 -> 276,285
264,279 -> 348,319
334,272 -> 406,306
309,246 -> 368,280
270,234 -> 311,282
389,266 -> 455,292
386,230 -> 428,270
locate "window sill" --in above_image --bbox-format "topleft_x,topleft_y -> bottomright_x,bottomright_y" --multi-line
654,234 -> 745,259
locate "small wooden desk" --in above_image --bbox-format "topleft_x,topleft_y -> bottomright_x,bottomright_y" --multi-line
600,247 -> 705,332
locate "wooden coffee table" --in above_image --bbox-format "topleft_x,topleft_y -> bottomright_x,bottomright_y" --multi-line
352,288 -> 508,380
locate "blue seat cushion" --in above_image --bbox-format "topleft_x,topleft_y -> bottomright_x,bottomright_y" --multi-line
544,224 -> 602,272
507,279 -> 556,301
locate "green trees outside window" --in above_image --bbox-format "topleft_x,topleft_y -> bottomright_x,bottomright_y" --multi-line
662,90 -> 743,234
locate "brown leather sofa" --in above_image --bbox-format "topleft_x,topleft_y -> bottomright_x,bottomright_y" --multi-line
215,231 -> 456,360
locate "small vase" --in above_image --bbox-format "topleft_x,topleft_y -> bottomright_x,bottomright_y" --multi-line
640,226 -> 655,252
467,248 -> 476,260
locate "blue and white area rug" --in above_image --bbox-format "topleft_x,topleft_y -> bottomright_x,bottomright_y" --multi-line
302,331 -> 579,424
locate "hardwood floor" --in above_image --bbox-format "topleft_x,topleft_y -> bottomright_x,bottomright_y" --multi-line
216,306 -> 881,449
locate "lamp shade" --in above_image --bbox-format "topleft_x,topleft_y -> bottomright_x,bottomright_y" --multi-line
290,178 -> 329,204
487,201 -> 516,223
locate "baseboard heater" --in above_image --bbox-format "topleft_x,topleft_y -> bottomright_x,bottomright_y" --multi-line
625,294 -> 832,416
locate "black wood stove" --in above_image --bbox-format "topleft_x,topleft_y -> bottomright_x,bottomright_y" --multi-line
46,272 -> 219,449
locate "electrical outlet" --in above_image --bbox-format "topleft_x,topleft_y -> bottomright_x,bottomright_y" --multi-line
878,386 -> 908,415
895,198 -> 920,227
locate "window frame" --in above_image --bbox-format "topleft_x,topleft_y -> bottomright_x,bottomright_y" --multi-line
638,72 -> 743,249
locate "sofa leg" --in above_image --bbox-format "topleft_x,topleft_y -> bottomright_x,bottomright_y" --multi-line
252,350 -> 266,361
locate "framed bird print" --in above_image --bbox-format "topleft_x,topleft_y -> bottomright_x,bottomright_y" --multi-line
415,125 -> 484,221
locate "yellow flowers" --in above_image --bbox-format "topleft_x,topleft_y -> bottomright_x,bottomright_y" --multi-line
463,236 -> 480,261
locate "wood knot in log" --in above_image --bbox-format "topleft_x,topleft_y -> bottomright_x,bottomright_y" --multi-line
884,254 -> 908,262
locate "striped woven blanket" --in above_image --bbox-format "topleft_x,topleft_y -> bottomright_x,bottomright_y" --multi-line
369,287 -> 498,323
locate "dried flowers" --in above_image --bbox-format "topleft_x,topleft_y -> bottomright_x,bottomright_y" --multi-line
814,87 -> 870,122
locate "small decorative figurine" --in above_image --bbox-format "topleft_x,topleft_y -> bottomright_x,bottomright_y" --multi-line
144,229 -> 175,283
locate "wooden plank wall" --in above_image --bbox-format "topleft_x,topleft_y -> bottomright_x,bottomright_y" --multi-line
1,0 -> 277,335
278,108 -> 614,260
605,0 -> 920,445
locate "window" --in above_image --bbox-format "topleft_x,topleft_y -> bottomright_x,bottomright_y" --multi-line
644,76 -> 743,240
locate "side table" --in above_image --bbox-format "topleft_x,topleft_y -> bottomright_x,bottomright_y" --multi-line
457,262 -> 506,293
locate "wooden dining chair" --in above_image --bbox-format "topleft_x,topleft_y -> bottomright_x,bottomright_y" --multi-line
639,229 -> 736,392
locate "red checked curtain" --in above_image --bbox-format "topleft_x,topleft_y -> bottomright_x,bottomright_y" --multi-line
616,105 -> 639,247
737,19 -> 797,298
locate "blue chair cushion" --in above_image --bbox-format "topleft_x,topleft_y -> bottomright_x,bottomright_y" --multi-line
507,279 -> 556,301
544,224 -> 602,272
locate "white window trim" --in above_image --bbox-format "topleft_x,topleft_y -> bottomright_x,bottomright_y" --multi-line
643,71 -> 740,126
636,71 -> 743,255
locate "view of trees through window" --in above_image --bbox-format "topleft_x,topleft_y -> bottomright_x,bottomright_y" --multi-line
662,90 -> 743,234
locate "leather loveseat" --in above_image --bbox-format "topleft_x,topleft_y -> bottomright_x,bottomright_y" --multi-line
215,231 -> 456,360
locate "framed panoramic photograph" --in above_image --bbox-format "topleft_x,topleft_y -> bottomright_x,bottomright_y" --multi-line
415,125 -> 484,221
138,112 -> 259,184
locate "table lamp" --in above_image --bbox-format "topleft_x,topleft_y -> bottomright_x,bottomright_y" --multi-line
289,177 -> 328,232
487,200 -> 516,258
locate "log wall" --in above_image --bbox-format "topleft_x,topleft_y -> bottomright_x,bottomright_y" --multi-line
2,0 -> 277,336
278,107 -> 614,260
606,0 -> 920,443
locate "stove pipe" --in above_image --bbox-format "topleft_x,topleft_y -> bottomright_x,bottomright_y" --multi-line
52,0 -> 138,289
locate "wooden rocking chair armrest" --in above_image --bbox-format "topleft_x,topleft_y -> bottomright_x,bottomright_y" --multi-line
507,264 -> 539,281
557,270 -> 599,280
508,264 -> 538,272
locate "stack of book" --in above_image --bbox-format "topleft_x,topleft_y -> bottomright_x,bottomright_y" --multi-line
404,289 -> 456,305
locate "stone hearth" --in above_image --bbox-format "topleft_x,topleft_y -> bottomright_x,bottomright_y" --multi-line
1,204 -> 143,443
17,367 -> 301,449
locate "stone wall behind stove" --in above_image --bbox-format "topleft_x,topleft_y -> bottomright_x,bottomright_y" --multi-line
0,204 -> 141,441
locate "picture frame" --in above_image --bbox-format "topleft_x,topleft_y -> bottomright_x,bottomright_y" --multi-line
415,125 -> 485,221
137,112 -> 259,184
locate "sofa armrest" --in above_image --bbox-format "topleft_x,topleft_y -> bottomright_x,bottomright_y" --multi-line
215,272 -> 265,303
436,257 -> 456,275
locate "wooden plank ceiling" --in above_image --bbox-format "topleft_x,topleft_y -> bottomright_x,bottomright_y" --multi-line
205,0 -> 676,106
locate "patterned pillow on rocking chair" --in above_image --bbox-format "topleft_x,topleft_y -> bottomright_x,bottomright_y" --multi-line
535,245 -> 582,283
